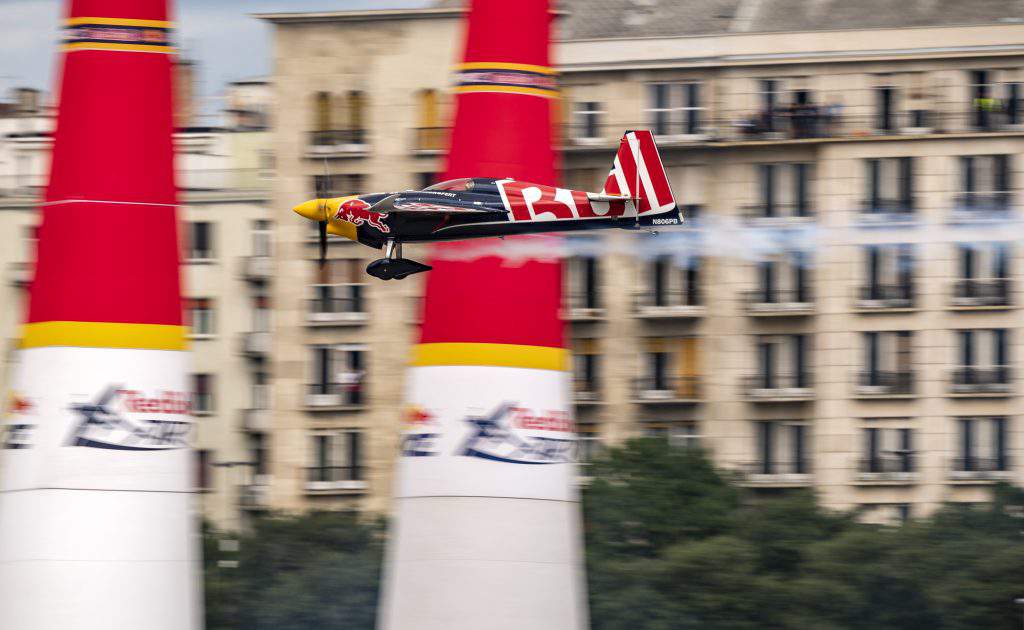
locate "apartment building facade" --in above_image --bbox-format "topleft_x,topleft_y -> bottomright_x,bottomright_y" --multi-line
258,0 -> 1024,525
0,78 -> 275,529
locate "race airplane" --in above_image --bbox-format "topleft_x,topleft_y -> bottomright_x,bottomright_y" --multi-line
293,130 -> 681,280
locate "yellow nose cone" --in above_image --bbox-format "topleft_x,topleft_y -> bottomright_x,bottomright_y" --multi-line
293,199 -> 326,221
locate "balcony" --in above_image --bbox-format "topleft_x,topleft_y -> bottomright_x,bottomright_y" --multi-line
743,374 -> 814,402
855,370 -> 914,398
241,255 -> 272,282
948,366 -> 1012,397
303,466 -> 367,494
411,127 -> 447,154
305,129 -> 368,158
304,383 -> 365,411
948,192 -> 1012,223
573,379 -> 602,405
739,203 -> 814,226
950,278 -> 1011,309
743,289 -> 814,317
633,291 -> 704,319
855,284 -> 915,311
306,291 -> 369,326
239,481 -> 270,510
856,200 -> 916,225
855,456 -> 917,484
178,168 -> 273,197
948,456 -> 1013,483
632,375 -> 702,404
738,461 -> 812,487
241,407 -> 271,432
7,261 -> 32,288
240,331 -> 271,358
562,294 -> 604,322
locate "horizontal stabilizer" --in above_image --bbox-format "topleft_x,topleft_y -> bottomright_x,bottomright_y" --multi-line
586,192 -> 637,203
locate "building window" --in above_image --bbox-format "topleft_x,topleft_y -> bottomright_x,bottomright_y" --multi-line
752,334 -> 810,390
565,255 -> 600,311
573,101 -> 604,140
308,345 -> 365,406
195,449 -> 213,490
312,173 -> 365,199
646,82 -> 702,136
417,172 -> 437,189
573,339 -> 600,401
308,431 -> 364,482
252,371 -> 270,411
185,298 -> 214,337
864,157 -> 914,215
954,243 -> 1010,305
252,220 -> 272,257
311,259 -> 365,317
861,427 -> 914,473
186,221 -> 214,261
249,433 -> 268,476
859,331 -> 913,393
952,329 -> 1010,389
955,417 -> 1008,472
310,90 -> 366,146
750,163 -> 812,219
860,244 -> 914,305
415,89 -> 445,151
643,255 -> 701,308
252,295 -> 271,333
958,155 -> 1011,211
192,373 -> 214,414
754,422 -> 808,475
753,251 -> 810,304
638,337 -> 700,399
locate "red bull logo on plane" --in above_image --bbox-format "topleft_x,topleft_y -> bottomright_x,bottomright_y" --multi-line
335,198 -> 391,233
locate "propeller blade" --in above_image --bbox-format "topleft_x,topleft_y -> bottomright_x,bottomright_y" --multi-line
318,220 -> 327,268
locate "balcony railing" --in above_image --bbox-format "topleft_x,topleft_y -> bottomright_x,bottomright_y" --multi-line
739,460 -> 812,486
304,382 -> 365,410
855,284 -> 915,310
633,291 -> 704,318
857,455 -> 916,481
573,379 -> 602,404
303,465 -> 367,492
949,366 -> 1012,395
949,456 -> 1013,481
739,203 -> 814,222
857,199 -> 915,222
7,261 -> 32,288
951,278 -> 1010,308
307,287 -> 368,325
563,293 -> 604,321
241,407 -> 271,432
239,482 -> 270,509
240,331 -> 271,358
952,191 -> 1012,215
632,375 -> 701,403
743,288 -> 814,315
743,373 -> 814,401
306,129 -> 368,156
241,255 -> 272,282
855,370 -> 915,397
412,127 -> 447,153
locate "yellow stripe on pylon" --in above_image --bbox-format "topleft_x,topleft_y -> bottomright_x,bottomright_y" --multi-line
411,343 -> 569,371
66,17 -> 173,28
20,322 -> 188,351
63,43 -> 176,54
457,61 -> 557,75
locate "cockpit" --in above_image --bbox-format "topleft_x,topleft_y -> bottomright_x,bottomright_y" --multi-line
423,177 -> 500,195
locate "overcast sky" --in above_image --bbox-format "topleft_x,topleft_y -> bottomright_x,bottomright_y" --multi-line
0,0 -> 432,109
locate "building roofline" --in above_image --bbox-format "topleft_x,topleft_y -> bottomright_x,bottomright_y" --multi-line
253,7 -> 465,24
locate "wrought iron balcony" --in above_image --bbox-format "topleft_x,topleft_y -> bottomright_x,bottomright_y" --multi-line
306,129 -> 368,156
743,288 -> 814,316
241,255 -> 272,282
855,284 -> 915,310
949,366 -> 1012,395
743,373 -> 814,401
951,278 -> 1010,308
307,286 -> 368,325
633,290 -> 704,319
949,456 -> 1013,481
855,370 -> 915,397
303,465 -> 367,493
856,456 -> 917,483
632,375 -> 702,403
304,382 -> 365,410
738,460 -> 812,487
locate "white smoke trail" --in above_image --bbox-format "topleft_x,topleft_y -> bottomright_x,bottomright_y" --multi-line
426,211 -> 1021,266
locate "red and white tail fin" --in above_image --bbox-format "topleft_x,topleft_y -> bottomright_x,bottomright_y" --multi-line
601,130 -> 681,226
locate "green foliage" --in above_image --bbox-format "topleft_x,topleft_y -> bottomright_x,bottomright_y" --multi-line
203,442 -> 1024,629
204,511 -> 383,630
